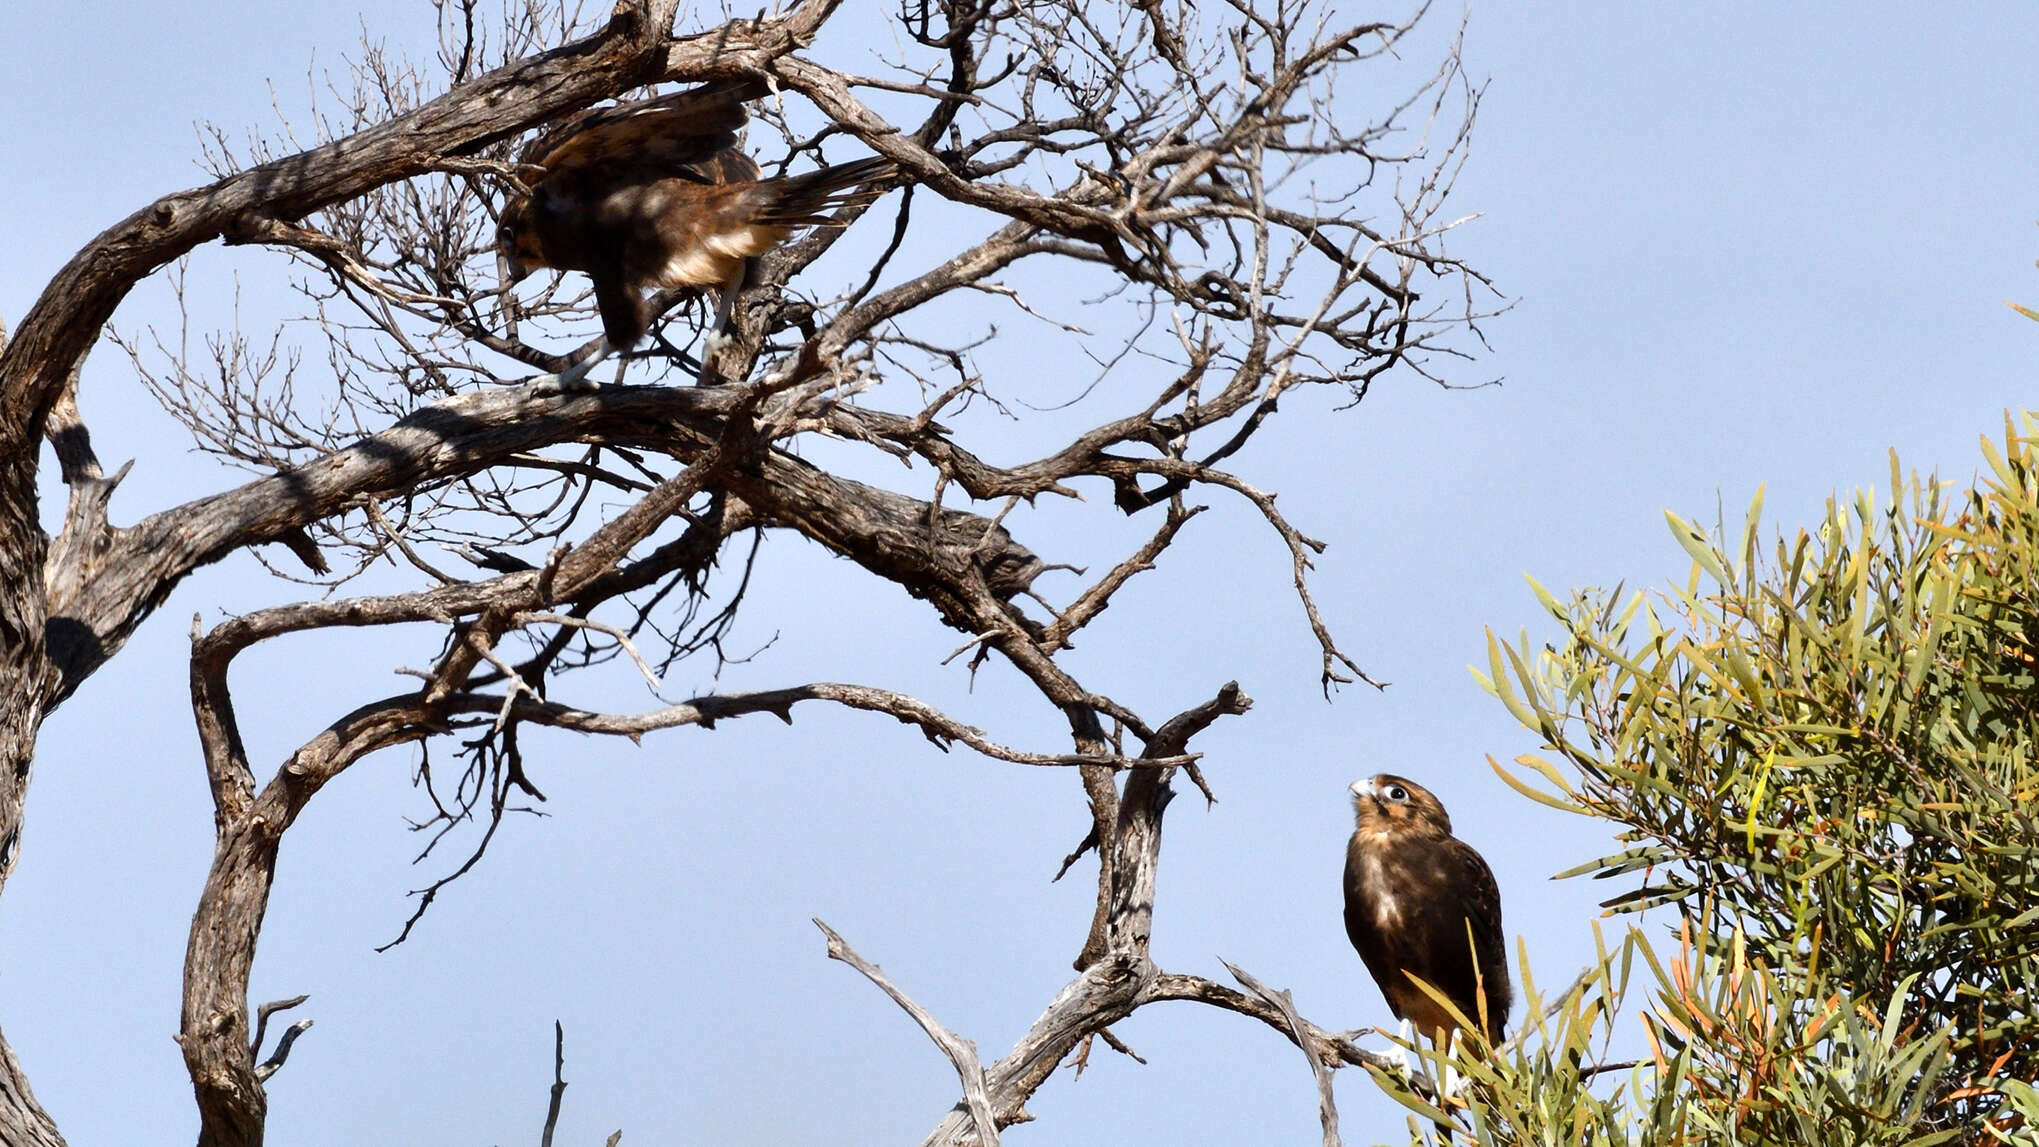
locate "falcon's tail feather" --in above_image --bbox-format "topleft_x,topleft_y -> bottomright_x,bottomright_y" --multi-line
752,157 -> 899,227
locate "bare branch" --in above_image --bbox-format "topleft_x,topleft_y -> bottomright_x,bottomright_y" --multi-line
1223,962 -> 1341,1147
816,920 -> 1000,1147
248,994 -> 310,1060
252,1020 -> 314,1084
1142,972 -> 1403,1077
470,683 -> 1197,769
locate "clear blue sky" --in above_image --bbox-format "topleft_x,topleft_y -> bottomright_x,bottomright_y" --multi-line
2,2 -> 2035,1144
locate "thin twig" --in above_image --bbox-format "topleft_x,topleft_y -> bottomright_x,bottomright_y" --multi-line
541,1021 -> 567,1147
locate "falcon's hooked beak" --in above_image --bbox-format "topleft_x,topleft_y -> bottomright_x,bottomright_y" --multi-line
1349,777 -> 1377,806
498,249 -> 531,286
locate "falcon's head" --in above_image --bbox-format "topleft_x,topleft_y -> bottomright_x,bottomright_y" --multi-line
1348,774 -> 1453,839
495,199 -> 548,284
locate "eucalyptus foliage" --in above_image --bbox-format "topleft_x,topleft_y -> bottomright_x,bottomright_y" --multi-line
1378,416 -> 2039,1144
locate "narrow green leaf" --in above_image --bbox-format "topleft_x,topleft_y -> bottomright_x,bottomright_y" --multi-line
1664,510 -> 1734,588
1491,755 -> 1588,815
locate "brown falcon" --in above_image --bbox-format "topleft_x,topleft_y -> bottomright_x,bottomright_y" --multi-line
496,80 -> 896,386
1343,774 -> 1511,1048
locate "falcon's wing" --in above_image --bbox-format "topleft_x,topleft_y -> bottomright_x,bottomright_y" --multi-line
521,80 -> 768,182
1409,838 -> 1510,1040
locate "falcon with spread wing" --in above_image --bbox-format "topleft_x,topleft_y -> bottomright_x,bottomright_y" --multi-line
1343,774 -> 1511,1048
496,80 -> 896,387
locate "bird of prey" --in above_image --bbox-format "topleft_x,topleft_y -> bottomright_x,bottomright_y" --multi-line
496,80 -> 896,387
1343,774 -> 1511,1050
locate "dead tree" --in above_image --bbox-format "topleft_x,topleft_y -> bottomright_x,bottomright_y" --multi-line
0,0 -> 1495,1142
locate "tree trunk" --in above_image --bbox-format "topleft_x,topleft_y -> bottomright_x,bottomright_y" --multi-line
0,418 -> 68,1144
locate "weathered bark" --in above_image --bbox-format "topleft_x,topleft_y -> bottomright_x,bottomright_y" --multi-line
0,608 -> 60,1147
0,321 -> 68,1146
0,1040 -> 63,1147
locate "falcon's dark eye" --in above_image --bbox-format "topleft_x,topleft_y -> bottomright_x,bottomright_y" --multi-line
496,223 -> 515,246
1384,783 -> 1409,802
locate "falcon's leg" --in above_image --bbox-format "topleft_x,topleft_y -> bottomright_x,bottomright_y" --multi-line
528,341 -> 614,394
696,273 -> 743,386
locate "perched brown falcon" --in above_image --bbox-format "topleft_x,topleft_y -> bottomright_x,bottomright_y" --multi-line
1343,774 -> 1511,1048
496,80 -> 896,386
